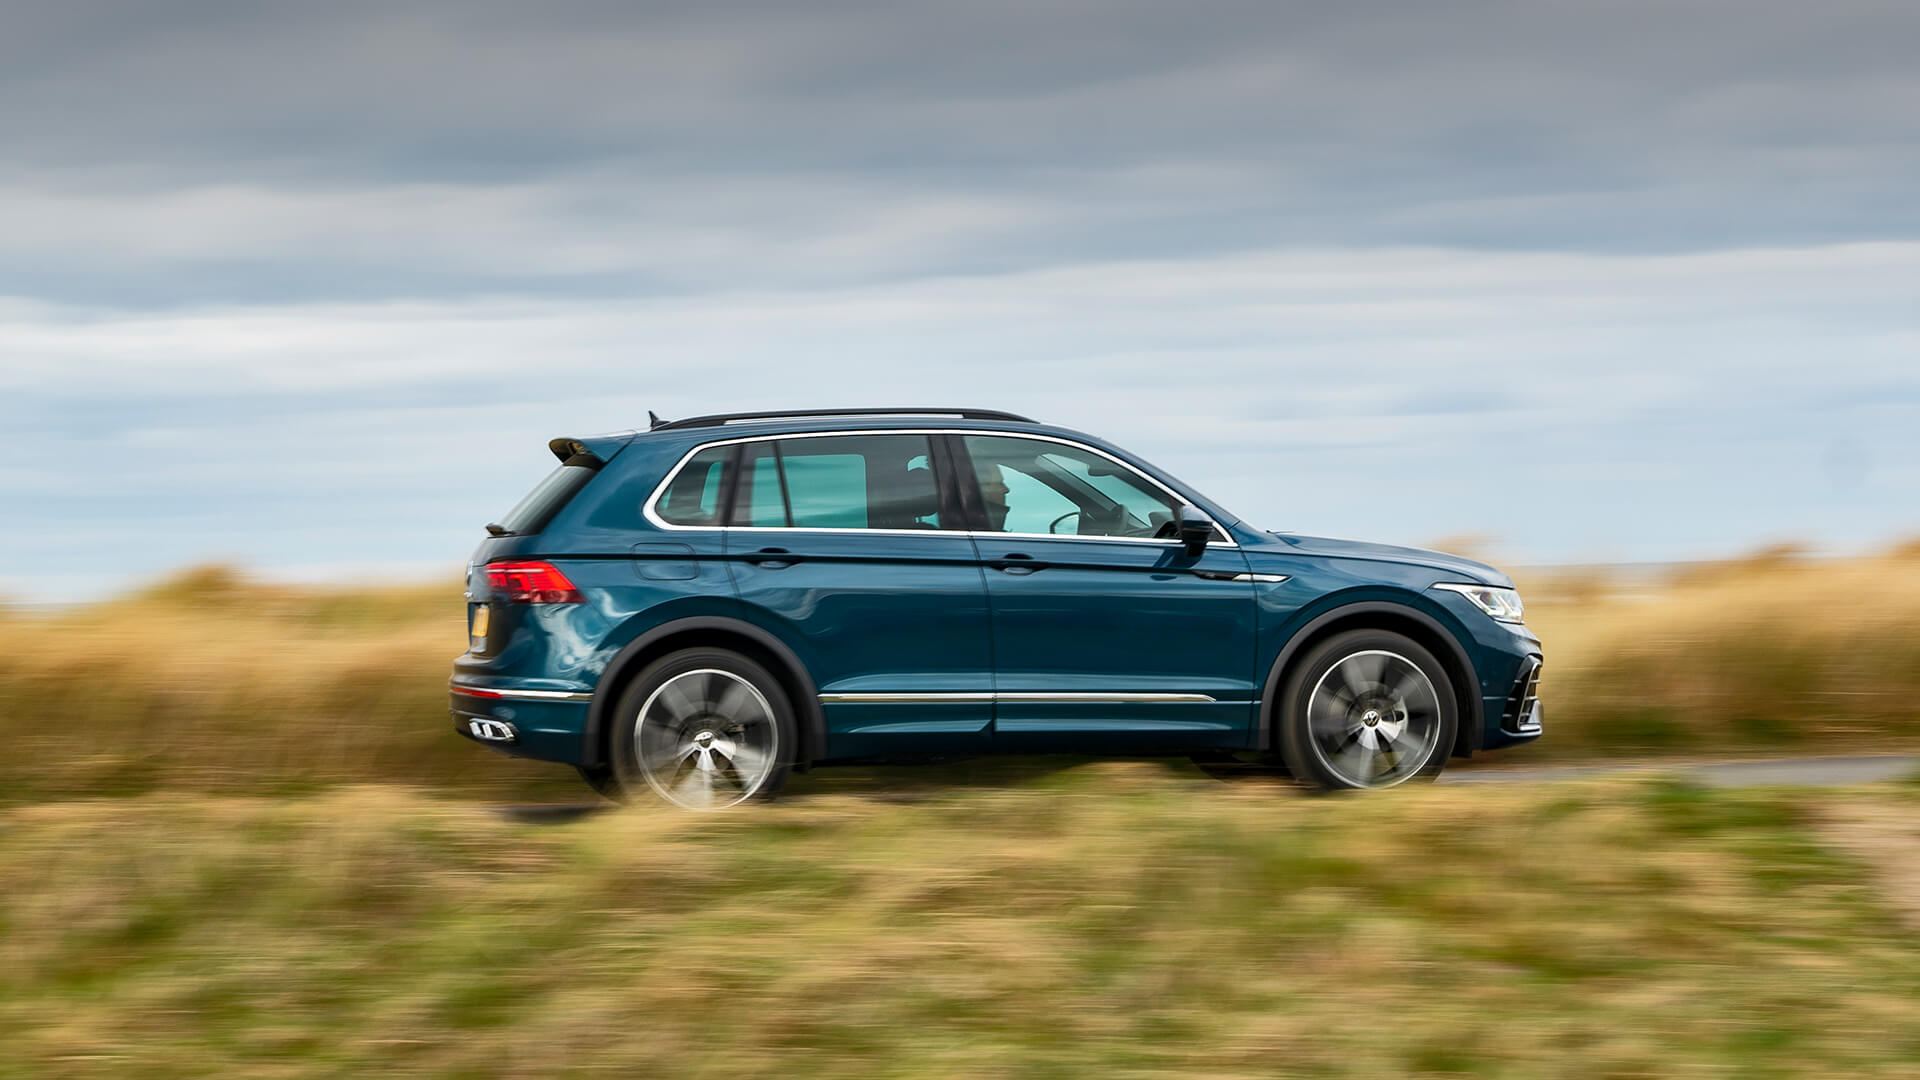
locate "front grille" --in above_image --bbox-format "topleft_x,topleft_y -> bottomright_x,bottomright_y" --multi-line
1504,657 -> 1544,733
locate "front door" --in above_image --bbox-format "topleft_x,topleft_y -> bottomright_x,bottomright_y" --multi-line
723,432 -> 995,758
953,433 -> 1259,751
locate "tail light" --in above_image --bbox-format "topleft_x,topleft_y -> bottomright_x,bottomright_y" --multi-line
484,561 -> 584,604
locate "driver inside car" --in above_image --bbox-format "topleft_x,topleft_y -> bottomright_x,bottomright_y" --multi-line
977,461 -> 1012,532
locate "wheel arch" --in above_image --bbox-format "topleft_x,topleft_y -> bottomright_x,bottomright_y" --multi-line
1258,600 -> 1484,758
583,616 -> 826,768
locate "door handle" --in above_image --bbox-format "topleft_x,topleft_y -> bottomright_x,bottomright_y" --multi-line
744,547 -> 797,569
990,552 -> 1044,574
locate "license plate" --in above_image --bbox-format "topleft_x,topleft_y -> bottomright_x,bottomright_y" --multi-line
469,605 -> 491,648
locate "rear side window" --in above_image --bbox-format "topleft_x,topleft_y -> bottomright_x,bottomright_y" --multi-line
734,442 -> 788,528
656,445 -> 731,526
495,464 -> 597,535
784,450 -> 871,528
725,434 -> 945,530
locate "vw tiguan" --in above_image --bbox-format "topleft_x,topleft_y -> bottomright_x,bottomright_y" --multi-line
452,408 -> 1543,807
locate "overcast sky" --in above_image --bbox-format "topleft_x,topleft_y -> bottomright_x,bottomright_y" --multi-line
4,0 -> 1917,600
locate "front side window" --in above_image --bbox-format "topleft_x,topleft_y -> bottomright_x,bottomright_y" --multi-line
962,435 -> 1179,540
724,434 -> 944,531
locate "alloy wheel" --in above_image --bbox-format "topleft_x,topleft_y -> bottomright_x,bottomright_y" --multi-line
1305,649 -> 1443,788
635,668 -> 780,809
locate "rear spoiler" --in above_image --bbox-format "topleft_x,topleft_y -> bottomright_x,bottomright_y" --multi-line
547,434 -> 635,468
481,436 -> 634,538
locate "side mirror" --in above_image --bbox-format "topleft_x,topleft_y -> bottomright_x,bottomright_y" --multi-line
1175,504 -> 1213,557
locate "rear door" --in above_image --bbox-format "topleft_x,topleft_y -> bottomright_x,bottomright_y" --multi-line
954,433 -> 1259,751
722,432 -> 995,758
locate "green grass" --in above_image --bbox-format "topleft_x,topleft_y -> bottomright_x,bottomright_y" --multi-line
4,555 -> 1917,1075
3,770 -> 1919,1077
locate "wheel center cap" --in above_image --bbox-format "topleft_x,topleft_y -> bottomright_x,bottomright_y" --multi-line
1362,710 -> 1381,727
694,730 -> 716,748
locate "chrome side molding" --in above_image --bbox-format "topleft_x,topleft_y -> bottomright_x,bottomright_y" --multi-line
819,691 -> 1221,704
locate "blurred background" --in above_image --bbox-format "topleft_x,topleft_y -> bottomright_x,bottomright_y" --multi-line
3,1 -> 1918,1076
4,0 -> 1918,600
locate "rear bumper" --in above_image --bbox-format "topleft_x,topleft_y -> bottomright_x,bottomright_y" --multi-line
449,681 -> 594,764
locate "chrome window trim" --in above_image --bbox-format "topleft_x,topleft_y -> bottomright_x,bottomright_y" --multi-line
819,691 -> 1226,704
642,428 -> 1237,548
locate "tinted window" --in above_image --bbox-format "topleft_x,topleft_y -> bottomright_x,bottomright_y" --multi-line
656,444 -> 731,526
729,442 -> 788,527
728,434 -> 943,530
995,464 -> 1079,535
496,464 -> 597,535
781,452 -> 863,528
962,435 -> 1178,539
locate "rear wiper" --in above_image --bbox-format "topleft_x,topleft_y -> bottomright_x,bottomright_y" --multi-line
484,523 -> 511,537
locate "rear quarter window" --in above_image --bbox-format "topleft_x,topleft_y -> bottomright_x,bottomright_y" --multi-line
655,445 -> 732,526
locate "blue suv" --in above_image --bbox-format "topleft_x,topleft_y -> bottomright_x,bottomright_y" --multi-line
452,408 -> 1542,807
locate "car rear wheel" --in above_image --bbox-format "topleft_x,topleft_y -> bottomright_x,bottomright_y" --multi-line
1277,629 -> 1457,790
575,764 -> 623,801
608,648 -> 795,809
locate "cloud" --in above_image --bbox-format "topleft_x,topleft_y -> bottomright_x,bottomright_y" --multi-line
2,1 -> 1917,597
4,0 -> 1919,308
5,239 -> 1917,599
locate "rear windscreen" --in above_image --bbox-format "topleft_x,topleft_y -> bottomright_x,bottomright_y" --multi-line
495,464 -> 597,535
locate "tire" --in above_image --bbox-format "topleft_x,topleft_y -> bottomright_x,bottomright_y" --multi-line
1188,751 -> 1293,781
607,648 -> 796,809
1276,629 -> 1457,791
575,764 -> 624,802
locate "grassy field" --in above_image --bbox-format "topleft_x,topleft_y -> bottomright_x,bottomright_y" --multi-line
5,552 -> 1920,1075
1516,541 -> 1920,759
2,545 -> 1918,802
3,769 -> 1919,1077
0,567 -> 569,802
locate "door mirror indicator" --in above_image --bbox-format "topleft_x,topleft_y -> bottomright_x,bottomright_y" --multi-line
1175,505 -> 1213,557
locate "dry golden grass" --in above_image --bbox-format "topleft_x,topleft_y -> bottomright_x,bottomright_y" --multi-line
1518,542 -> 1920,757
0,565 -> 569,802
2,773 -> 1918,1077
5,558 -> 1919,1075
1,544 -> 1917,801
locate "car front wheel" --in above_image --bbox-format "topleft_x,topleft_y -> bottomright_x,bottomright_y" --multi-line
1276,629 -> 1457,790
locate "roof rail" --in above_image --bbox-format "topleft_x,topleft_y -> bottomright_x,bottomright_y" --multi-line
650,407 -> 1038,431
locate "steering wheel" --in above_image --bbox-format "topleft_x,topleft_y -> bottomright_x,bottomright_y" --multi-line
1048,510 -> 1082,535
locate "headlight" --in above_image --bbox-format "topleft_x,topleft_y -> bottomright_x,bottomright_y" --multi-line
1432,582 -> 1526,624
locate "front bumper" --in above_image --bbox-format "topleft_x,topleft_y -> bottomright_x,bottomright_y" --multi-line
1484,652 -> 1544,750
1431,598 -> 1545,753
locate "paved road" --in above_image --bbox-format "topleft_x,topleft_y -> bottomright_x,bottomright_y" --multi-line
1441,754 -> 1919,788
